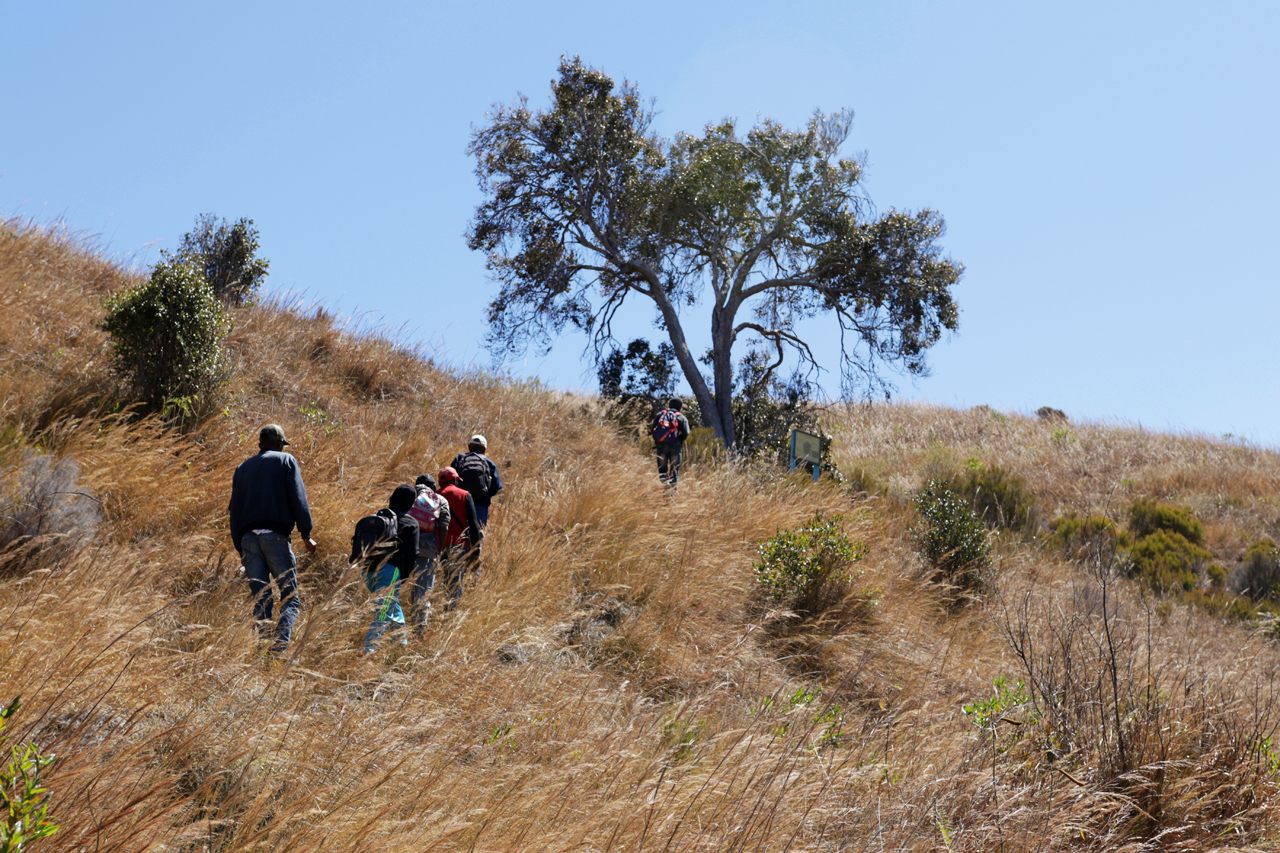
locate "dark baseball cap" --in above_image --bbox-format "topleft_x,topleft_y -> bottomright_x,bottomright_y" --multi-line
259,424 -> 290,446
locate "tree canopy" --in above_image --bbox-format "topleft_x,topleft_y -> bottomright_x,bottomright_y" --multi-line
468,57 -> 963,447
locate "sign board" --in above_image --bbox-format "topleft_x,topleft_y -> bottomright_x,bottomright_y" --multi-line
790,429 -> 822,467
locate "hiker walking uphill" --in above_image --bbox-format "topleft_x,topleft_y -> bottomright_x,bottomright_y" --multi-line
437,467 -> 482,607
451,434 -> 502,526
228,424 -> 317,653
352,485 -> 418,653
405,474 -> 450,632
652,398 -> 691,486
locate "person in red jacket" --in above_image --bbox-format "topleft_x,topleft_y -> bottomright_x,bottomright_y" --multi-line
437,466 -> 482,607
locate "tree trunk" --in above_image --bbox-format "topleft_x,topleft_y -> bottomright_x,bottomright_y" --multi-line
710,308 -> 736,449
648,283 -> 725,443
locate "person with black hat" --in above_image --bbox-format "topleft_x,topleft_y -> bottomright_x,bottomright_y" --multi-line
228,424 -> 317,653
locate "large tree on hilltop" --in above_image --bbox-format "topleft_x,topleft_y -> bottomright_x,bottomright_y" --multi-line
468,57 -> 963,448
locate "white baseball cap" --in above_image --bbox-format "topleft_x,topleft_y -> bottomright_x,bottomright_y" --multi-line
470,434 -> 487,449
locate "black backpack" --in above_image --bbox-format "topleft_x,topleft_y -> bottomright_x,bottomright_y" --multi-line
350,508 -> 398,568
455,452 -> 493,499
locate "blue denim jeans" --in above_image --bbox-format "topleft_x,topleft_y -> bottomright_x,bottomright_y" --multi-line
363,562 -> 406,652
241,531 -> 301,651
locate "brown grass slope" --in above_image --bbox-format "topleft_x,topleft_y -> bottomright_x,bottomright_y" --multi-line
2,221 -> 1280,850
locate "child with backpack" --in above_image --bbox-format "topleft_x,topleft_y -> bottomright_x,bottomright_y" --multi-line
405,474 -> 451,632
351,485 -> 419,653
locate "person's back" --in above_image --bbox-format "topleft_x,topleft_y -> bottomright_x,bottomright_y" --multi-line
362,485 -> 419,653
651,399 -> 691,486
439,481 -> 476,551
228,423 -> 316,654
451,434 -> 502,526
229,450 -> 313,544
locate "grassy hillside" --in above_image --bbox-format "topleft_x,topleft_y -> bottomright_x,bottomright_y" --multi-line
2,221 -> 1280,850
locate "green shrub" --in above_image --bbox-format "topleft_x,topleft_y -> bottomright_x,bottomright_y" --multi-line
1125,528 -> 1210,593
1051,512 -> 1128,559
1238,539 -> 1280,601
912,480 -> 991,590
0,697 -> 59,850
755,514 -> 862,612
174,213 -> 269,306
943,464 -> 1036,531
102,258 -> 230,420
1128,498 -> 1203,544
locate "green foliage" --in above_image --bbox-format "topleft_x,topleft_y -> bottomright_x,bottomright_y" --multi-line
597,338 -> 678,404
1125,528 -> 1211,593
912,480 -> 991,590
941,463 -> 1036,531
174,213 -> 269,306
102,258 -> 229,420
661,716 -> 704,765
1051,512 -> 1128,559
1239,539 -> 1280,601
754,514 -> 862,612
680,426 -> 725,468
0,698 -> 58,851
1128,498 -> 1203,544
962,675 -> 1030,731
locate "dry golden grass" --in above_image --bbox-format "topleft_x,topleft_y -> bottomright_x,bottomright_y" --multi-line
2,221 -> 1280,850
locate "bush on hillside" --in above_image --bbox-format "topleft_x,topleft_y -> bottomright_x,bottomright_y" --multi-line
1128,498 -> 1203,544
1051,512 -> 1128,560
0,452 -> 100,576
943,463 -> 1037,531
1237,539 -> 1280,601
912,480 -> 991,591
1124,528 -> 1210,593
755,514 -> 862,613
174,213 -> 269,306
102,258 -> 229,420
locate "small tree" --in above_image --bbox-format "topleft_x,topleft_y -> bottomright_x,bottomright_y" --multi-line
102,258 -> 229,419
469,57 -> 963,449
175,213 -> 269,306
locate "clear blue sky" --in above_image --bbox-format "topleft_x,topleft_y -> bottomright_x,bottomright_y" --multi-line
4,2 -> 1278,444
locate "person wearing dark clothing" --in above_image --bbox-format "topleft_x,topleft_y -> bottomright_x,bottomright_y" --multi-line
451,434 -> 503,526
437,466 -> 482,607
652,399 -> 692,486
362,484 -> 419,653
228,424 -> 317,653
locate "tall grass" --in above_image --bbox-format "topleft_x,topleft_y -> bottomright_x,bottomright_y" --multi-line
3,221 -> 1280,849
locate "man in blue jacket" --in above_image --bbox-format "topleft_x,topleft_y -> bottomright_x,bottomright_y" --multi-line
228,424 -> 317,653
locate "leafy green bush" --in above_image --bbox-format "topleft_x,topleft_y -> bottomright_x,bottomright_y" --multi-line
1128,498 -> 1203,544
1238,539 -> 1280,601
0,698 -> 58,850
943,463 -> 1037,531
1125,528 -> 1210,593
755,514 -> 862,612
174,213 -> 269,306
102,258 -> 229,420
912,480 -> 991,590
1051,512 -> 1128,559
